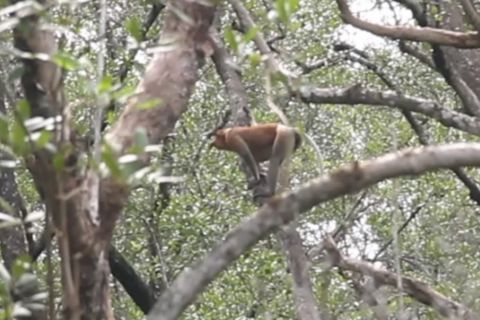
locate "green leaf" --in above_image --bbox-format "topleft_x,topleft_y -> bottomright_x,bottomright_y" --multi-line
102,144 -> 122,178
17,100 -> 31,120
11,256 -> 32,280
52,52 -> 80,71
136,98 -> 162,110
224,26 -> 238,52
125,16 -> 143,42
0,113 -> 8,142
288,0 -> 299,13
243,26 -> 259,43
33,130 -> 52,149
275,0 -> 288,24
105,111 -> 117,127
10,122 -> 28,155
249,52 -> 262,67
53,153 -> 65,172
111,85 -> 136,101
97,75 -> 113,94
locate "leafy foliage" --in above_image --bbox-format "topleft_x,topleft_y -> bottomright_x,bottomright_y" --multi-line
1,0 -> 480,319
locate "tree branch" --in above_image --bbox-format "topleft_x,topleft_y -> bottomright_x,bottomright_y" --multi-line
341,44 -> 480,206
398,41 -> 436,70
147,143 -> 480,320
298,85 -> 480,136
109,246 -> 156,314
335,0 -> 480,48
372,205 -> 423,261
459,0 -> 480,33
323,236 -> 479,320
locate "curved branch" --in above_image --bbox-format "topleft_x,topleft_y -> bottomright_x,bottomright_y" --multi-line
324,236 -> 478,320
298,85 -> 480,136
109,246 -> 156,314
147,143 -> 480,320
336,0 -> 480,48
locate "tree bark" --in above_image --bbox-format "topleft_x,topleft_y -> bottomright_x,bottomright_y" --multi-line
12,0 -> 215,318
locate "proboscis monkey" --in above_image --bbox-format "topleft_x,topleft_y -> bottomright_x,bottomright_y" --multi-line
210,123 -> 302,195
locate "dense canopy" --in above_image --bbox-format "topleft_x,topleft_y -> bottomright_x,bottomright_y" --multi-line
1,0 -> 480,319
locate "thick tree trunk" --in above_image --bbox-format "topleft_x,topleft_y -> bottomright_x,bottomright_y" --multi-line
12,0 -> 215,318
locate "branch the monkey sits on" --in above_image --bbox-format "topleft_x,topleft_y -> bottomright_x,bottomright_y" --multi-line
210,123 -> 302,195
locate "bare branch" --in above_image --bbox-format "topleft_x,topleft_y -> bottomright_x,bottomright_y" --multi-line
147,143 -> 480,320
229,0 -> 273,62
298,85 -> 480,136
442,63 -> 480,117
393,0 -> 426,25
372,205 -> 423,260
323,237 -> 479,320
210,28 -> 251,125
335,0 -> 480,48
459,0 -> 480,33
342,44 -> 480,207
398,41 -> 436,70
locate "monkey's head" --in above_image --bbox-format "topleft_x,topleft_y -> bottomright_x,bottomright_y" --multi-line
209,129 -> 227,150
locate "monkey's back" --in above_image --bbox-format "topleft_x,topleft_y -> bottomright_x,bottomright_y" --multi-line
238,124 -> 277,162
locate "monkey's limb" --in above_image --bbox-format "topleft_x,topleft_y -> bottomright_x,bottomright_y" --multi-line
267,128 -> 296,194
227,133 -> 262,181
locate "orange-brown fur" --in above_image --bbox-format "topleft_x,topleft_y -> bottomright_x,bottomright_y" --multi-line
211,123 -> 302,194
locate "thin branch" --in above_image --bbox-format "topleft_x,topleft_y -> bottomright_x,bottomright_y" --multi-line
229,0 -> 273,64
118,3 -> 165,82
335,0 -> 480,48
398,41 -> 436,70
323,236 -> 479,320
147,143 -> 480,320
343,44 -> 480,205
372,205 -> 423,260
392,0 -> 426,26
459,0 -> 480,33
298,84 -> 480,136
